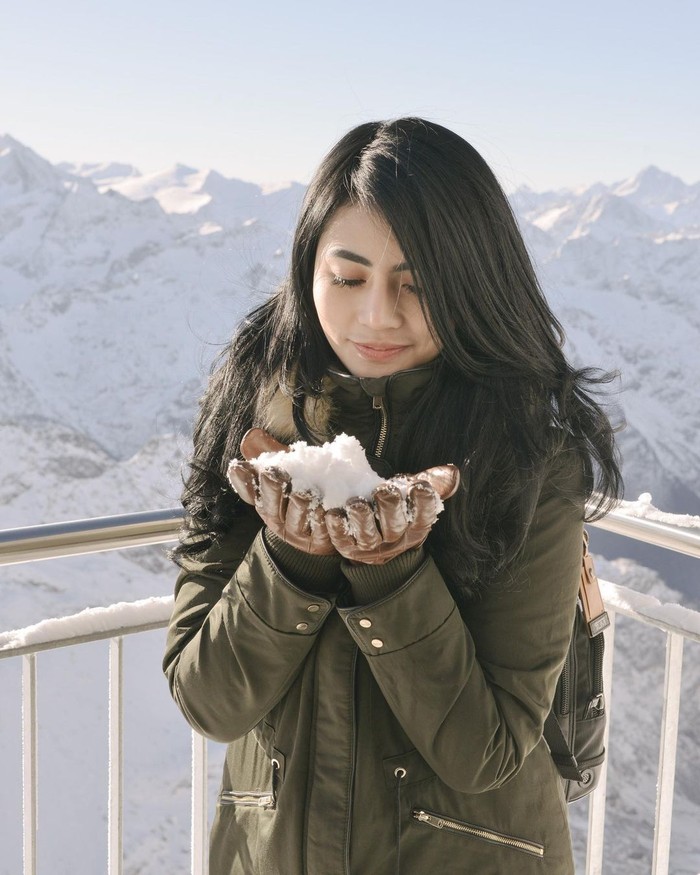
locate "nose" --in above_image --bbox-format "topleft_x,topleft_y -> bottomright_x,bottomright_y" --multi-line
356,279 -> 402,330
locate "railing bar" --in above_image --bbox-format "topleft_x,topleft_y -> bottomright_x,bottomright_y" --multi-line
108,637 -> 124,875
592,514 -> 700,560
191,731 -> 208,875
22,653 -> 37,875
0,618 -> 171,661
0,509 -> 182,568
1,504 -> 699,568
651,632 -> 684,875
0,532 -> 180,567
0,508 -> 182,544
599,601 -> 700,645
585,610 -> 617,875
599,580 -> 700,644
3,577 -> 698,664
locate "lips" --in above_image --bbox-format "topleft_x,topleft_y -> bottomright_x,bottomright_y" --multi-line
352,342 -> 409,362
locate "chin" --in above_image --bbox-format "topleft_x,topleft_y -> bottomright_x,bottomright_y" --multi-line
352,361 -> 410,379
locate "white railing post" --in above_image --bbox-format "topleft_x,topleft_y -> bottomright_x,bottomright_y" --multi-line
651,632 -> 684,875
191,730 -> 208,875
108,637 -> 124,875
585,610 -> 617,875
22,653 -> 38,875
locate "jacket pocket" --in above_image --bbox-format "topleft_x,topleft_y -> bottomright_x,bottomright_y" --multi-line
219,790 -> 275,809
412,808 -> 544,859
219,748 -> 285,811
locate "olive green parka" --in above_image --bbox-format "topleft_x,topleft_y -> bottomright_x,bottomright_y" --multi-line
163,363 -> 584,874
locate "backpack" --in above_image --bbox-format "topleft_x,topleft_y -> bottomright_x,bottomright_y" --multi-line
544,530 -> 610,802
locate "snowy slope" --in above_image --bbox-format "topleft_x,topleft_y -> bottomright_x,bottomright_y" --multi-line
513,167 -> 700,512
1,135 -> 296,465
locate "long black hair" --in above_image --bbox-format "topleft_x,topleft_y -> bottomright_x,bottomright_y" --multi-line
176,118 -> 623,596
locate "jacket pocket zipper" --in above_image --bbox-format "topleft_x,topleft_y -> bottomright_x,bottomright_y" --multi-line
219,790 -> 275,809
412,809 -> 544,858
585,631 -> 605,718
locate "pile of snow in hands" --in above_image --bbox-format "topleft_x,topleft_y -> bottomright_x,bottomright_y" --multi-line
231,433 -> 443,513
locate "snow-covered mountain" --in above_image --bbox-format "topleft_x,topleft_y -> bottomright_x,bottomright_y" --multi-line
0,135 -> 305,465
2,135 -> 699,520
511,167 -> 700,518
1,135 -> 699,873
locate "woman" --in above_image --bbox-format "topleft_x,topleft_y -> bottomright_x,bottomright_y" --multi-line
163,118 -> 621,874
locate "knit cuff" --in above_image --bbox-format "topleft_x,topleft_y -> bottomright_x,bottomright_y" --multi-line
262,530 -> 343,594
341,547 -> 426,605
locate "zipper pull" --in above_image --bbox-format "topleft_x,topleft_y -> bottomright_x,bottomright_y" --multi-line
584,693 -> 605,719
271,757 -> 280,807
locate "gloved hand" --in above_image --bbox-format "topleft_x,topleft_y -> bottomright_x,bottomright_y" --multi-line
227,428 -> 336,556
324,465 -> 460,565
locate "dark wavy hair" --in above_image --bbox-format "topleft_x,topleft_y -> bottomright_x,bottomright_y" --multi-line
175,117 -> 623,596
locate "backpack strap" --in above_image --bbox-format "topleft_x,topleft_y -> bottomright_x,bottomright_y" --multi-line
580,530 -> 610,637
544,711 -> 585,781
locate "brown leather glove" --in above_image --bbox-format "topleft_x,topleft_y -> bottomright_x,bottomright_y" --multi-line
324,466 -> 460,565
227,428 -> 336,556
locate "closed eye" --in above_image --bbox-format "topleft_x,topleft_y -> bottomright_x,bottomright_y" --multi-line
331,275 -> 364,288
331,275 -> 419,294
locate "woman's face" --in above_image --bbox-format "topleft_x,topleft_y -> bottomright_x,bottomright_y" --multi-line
312,204 -> 440,378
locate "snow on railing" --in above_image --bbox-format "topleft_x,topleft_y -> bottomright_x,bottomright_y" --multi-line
0,503 -> 699,875
593,494 -> 700,560
0,596 -> 173,657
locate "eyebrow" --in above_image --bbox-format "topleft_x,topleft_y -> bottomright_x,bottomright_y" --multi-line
327,247 -> 411,273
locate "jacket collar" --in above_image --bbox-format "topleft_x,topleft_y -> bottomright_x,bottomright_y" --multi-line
256,359 -> 439,445
326,359 -> 439,405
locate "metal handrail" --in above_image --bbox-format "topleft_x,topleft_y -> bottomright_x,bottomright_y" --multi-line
0,508 -> 182,566
1,504 -> 699,567
592,512 -> 700,559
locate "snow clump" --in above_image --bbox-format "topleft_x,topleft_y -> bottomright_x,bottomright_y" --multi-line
246,433 -> 385,510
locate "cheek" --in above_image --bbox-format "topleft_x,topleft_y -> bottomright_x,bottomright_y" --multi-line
312,284 -> 329,329
313,285 -> 345,341
407,302 -> 439,349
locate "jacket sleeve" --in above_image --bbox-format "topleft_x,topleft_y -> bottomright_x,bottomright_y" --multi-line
336,450 -> 585,794
163,511 -> 340,744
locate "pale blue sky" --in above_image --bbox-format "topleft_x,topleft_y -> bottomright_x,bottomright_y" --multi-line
2,0 -> 699,192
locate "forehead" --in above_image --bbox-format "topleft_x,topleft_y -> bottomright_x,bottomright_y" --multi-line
316,204 -> 403,260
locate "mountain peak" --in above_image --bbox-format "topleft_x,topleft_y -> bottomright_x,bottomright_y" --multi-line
614,165 -> 688,202
0,134 -> 66,194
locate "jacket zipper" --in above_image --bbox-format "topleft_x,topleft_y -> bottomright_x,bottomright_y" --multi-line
372,396 -> 389,458
219,790 -> 275,809
412,809 -> 545,858
344,650 -> 359,874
